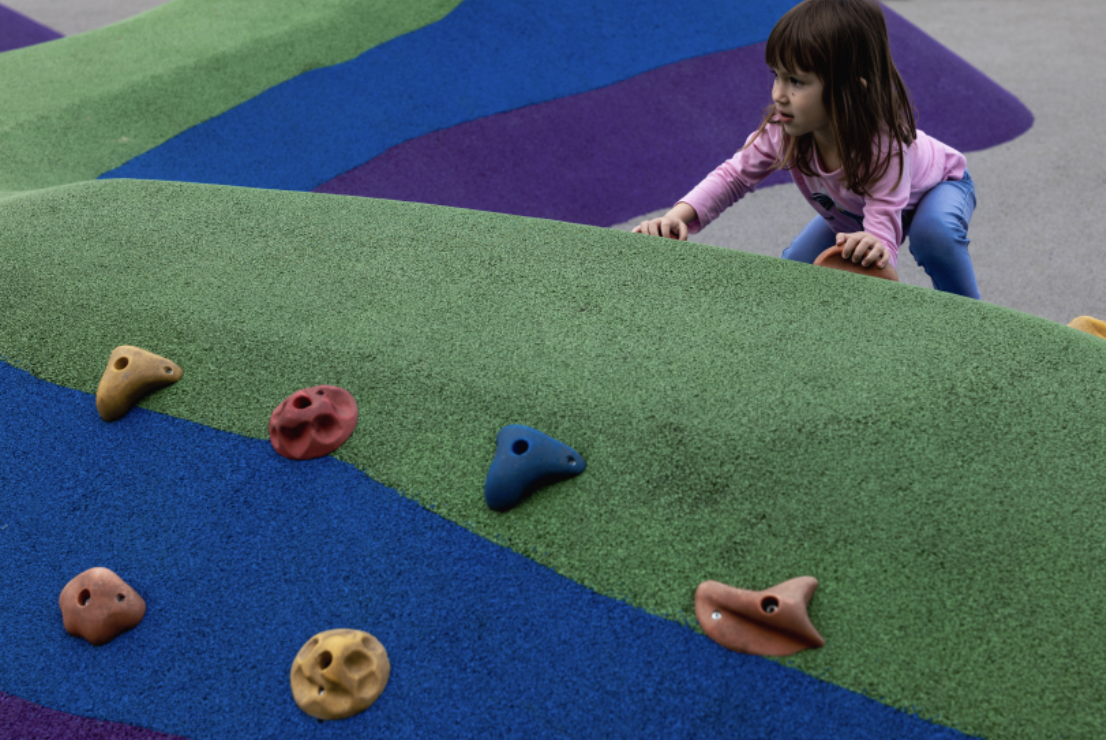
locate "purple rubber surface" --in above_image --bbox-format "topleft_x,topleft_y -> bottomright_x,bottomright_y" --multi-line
0,4 -> 62,52
315,5 -> 1032,226
0,693 -> 189,740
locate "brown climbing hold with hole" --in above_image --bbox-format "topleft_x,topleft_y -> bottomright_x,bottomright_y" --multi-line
58,567 -> 146,646
269,385 -> 358,460
290,628 -> 390,720
95,345 -> 183,421
694,577 -> 824,656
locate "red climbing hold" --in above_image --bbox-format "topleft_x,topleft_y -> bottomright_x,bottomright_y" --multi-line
269,385 -> 358,460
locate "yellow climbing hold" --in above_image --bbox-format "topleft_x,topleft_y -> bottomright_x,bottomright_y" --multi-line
290,628 -> 391,720
1068,316 -> 1106,340
95,345 -> 183,421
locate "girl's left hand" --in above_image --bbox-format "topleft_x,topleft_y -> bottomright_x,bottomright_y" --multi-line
837,231 -> 889,269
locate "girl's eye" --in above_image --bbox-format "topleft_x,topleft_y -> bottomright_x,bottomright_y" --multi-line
790,77 -> 802,86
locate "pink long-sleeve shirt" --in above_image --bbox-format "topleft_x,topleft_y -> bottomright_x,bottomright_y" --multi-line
679,123 -> 967,267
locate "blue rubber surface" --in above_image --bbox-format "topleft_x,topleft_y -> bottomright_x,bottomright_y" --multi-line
100,0 -> 796,191
0,361 -> 976,739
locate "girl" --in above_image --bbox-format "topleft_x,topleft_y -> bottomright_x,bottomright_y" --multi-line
633,0 -> 980,299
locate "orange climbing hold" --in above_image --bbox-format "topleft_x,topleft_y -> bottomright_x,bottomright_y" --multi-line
1068,316 -> 1106,339
814,245 -> 899,282
95,345 -> 182,421
695,576 -> 825,657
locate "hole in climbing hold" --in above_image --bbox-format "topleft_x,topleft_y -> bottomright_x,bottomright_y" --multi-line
114,357 -> 129,371
511,439 -> 529,455
344,650 -> 371,675
711,611 -> 722,621
761,596 -> 779,614
567,456 -> 576,466
318,651 -> 333,670
293,396 -> 312,410
281,423 -> 307,441
78,589 -> 91,606
116,593 -> 125,602
164,366 -> 173,374
318,687 -> 325,696
316,390 -> 325,396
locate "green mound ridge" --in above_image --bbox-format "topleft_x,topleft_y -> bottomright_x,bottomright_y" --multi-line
0,0 -> 461,191
3,179 -> 1104,740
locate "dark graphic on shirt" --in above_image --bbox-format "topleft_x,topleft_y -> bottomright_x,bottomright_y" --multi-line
811,192 -> 864,226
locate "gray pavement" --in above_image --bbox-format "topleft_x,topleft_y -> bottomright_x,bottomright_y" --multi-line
9,0 -> 1101,325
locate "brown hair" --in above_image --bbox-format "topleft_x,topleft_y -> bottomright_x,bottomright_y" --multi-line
746,0 -> 916,196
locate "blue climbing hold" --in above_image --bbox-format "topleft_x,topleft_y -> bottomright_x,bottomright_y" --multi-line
484,425 -> 586,511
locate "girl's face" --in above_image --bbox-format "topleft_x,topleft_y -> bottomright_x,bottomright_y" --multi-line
770,67 -> 831,144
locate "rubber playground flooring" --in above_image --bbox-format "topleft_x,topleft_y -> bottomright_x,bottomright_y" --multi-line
1,2 -> 1103,739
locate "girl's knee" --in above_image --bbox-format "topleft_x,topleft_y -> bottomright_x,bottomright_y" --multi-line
784,218 -> 836,263
782,241 -> 809,262
909,203 -> 971,245
908,220 -> 969,258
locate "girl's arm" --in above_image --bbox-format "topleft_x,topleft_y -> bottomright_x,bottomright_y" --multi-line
633,126 -> 784,241
853,149 -> 912,268
632,202 -> 699,240
679,125 -> 786,233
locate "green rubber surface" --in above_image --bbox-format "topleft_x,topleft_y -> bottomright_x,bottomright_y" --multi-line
2,178 -> 1104,739
0,0 -> 461,191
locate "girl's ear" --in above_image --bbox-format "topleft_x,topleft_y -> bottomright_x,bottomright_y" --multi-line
859,78 -> 868,89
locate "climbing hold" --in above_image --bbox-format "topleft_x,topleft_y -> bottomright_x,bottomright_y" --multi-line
290,628 -> 390,720
694,577 -> 824,657
814,246 -> 899,282
484,424 -> 585,511
95,345 -> 182,421
269,385 -> 358,460
1068,315 -> 1106,339
58,567 -> 146,646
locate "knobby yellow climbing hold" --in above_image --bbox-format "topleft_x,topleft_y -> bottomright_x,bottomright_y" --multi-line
1068,316 -> 1106,340
291,629 -> 391,720
95,345 -> 183,421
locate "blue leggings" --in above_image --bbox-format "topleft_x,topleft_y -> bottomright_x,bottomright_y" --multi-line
781,171 -> 980,299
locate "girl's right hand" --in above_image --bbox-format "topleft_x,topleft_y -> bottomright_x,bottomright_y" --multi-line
632,217 -> 688,240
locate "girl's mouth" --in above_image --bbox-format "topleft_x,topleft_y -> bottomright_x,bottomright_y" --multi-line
778,112 -> 794,122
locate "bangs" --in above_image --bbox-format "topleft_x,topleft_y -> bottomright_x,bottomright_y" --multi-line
765,7 -> 826,76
